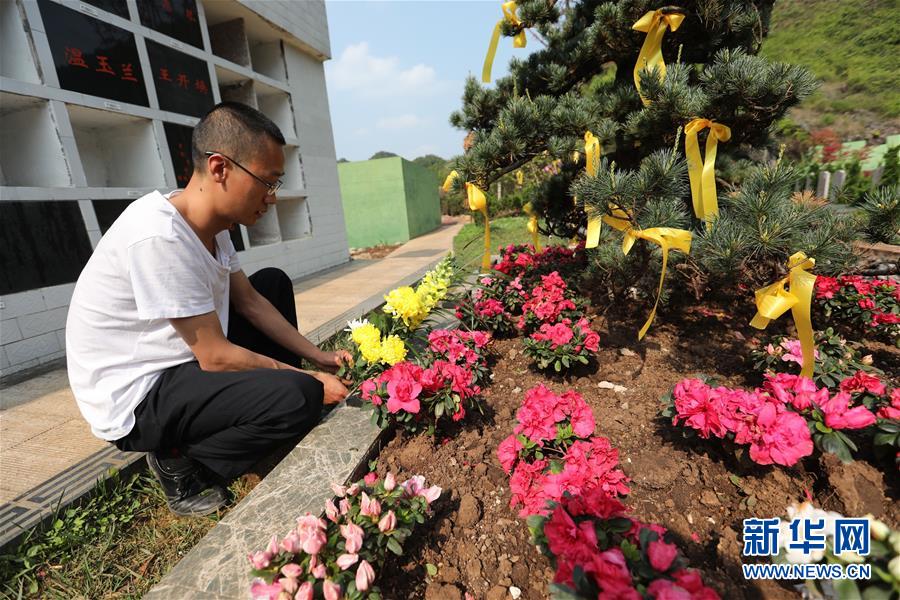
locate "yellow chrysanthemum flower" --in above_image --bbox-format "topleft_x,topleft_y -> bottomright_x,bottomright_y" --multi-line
351,323 -> 381,348
378,335 -> 407,365
359,338 -> 382,364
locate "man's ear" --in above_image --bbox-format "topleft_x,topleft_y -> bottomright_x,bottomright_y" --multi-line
207,154 -> 228,183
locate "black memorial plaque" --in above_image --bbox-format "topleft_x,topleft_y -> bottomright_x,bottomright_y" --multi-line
163,122 -> 194,188
146,40 -> 213,118
92,199 -> 134,234
0,202 -> 94,295
138,0 -> 203,49
37,0 -> 149,107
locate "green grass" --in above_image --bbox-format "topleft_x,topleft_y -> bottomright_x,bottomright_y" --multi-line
0,469 -> 255,599
452,216 -> 559,271
762,0 -> 900,120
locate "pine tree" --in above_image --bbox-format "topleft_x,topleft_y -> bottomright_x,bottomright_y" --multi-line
447,0 -> 859,298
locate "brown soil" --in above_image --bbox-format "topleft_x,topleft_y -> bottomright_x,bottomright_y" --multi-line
349,243 -> 404,260
374,302 -> 900,600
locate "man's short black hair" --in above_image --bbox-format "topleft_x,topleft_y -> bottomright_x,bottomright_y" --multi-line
191,101 -> 285,171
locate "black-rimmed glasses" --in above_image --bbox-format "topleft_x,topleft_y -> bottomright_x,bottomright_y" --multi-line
204,151 -> 283,196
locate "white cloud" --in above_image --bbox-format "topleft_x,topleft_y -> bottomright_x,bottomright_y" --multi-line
327,42 -> 438,97
376,114 -> 425,130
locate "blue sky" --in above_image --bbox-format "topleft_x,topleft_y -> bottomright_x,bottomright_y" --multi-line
324,1 -> 537,161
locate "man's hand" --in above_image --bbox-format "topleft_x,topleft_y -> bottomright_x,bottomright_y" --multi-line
313,349 -> 353,373
309,371 -> 350,405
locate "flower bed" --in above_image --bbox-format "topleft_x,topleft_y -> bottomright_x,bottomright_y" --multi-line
249,248 -> 899,599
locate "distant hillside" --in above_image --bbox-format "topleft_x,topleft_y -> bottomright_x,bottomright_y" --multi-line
761,0 -> 899,137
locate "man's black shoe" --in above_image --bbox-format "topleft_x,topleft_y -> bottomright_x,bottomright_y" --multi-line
146,452 -> 229,517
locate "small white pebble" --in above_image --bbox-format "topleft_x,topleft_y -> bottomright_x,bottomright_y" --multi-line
512,387 -> 522,394
510,586 -> 522,599
687,513 -> 694,525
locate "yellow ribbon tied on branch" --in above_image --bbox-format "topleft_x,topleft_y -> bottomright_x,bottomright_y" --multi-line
443,171 -> 492,271
582,131 -> 603,248
523,202 -> 542,252
602,208 -> 692,339
632,9 -> 684,105
750,252 -> 818,378
684,118 -> 731,226
482,1 -> 527,84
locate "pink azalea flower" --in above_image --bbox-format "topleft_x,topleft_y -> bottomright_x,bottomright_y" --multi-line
322,579 -> 342,600
821,392 -> 877,430
497,434 -> 523,473
839,371 -> 886,395
378,510 -> 397,533
877,390 -> 900,420
331,483 -> 347,498
281,563 -> 303,578
364,472 -> 378,485
648,539 -> 678,572
340,522 -> 364,554
356,560 -> 376,592
336,553 -> 358,570
280,576 -> 299,595
296,514 -> 327,555
779,338 -> 818,365
296,582 -> 314,600
249,578 -> 282,600
742,401 -> 814,466
280,531 -> 301,553
324,499 -> 339,523
248,551 -> 271,570
360,492 -> 382,518
384,472 -> 397,491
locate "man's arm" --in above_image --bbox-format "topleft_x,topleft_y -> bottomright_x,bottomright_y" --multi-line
170,310 -> 293,372
229,271 -> 347,370
170,311 -> 348,404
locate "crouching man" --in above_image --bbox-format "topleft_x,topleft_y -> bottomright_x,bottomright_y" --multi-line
66,102 -> 349,516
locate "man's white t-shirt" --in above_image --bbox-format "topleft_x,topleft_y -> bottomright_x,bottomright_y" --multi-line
66,190 -> 241,441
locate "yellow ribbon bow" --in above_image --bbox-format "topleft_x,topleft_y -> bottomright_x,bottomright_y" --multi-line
602,208 -> 692,339
582,131 -> 603,248
684,118 -> 731,226
523,202 -> 542,252
443,171 -> 492,271
482,1 -> 527,83
750,252 -> 818,378
632,9 -> 684,105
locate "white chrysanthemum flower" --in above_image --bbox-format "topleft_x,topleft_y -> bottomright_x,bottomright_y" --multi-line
345,318 -> 369,332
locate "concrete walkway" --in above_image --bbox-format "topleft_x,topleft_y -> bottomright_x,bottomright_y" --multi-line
0,217 -> 465,547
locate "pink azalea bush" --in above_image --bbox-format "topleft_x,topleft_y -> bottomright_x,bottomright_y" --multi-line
516,271 -> 583,333
750,327 -> 875,388
494,243 -> 585,288
454,287 -> 516,336
360,359 -> 482,434
426,328 -> 492,385
663,372 -> 899,466
529,493 -> 720,599
248,473 -> 440,600
815,275 -> 900,345
523,317 -> 600,372
498,384 -> 629,517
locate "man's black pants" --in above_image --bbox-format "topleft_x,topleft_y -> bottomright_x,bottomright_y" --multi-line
114,268 -> 324,479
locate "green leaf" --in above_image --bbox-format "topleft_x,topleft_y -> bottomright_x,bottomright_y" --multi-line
815,421 -> 832,434
386,537 -> 403,555
426,563 -> 438,576
435,402 -> 444,418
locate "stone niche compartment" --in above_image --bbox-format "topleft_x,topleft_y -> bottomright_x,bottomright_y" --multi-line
255,80 -> 295,138
282,146 -> 305,192
277,197 -> 311,241
68,104 -> 166,188
249,39 -> 286,82
0,0 -> 40,84
216,66 -> 257,108
206,14 -> 251,68
0,93 -> 71,187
